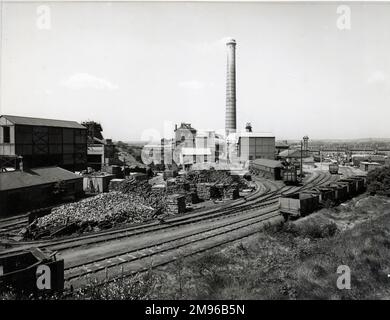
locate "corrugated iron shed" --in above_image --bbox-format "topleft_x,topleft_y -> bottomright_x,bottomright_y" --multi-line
0,115 -> 86,129
0,166 -> 82,191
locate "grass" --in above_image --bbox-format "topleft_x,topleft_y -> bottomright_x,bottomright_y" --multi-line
2,195 -> 390,300
145,195 -> 390,300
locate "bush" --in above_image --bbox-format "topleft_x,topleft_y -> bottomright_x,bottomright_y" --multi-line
367,166 -> 390,196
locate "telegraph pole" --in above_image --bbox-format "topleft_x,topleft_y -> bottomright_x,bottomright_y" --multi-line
300,140 -> 303,180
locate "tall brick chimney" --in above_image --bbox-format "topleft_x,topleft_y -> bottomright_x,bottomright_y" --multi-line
225,38 -> 237,137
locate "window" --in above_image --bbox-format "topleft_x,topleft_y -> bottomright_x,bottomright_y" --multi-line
3,126 -> 10,143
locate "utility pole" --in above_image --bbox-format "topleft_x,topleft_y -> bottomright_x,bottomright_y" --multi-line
300,140 -> 303,180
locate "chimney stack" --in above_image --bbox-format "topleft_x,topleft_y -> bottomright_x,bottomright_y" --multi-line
225,38 -> 237,137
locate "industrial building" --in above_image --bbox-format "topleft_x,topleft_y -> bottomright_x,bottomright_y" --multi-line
0,115 -> 87,172
83,121 -> 117,170
174,123 -> 197,148
237,132 -> 275,162
360,161 -> 382,172
180,148 -> 212,168
0,166 -> 83,217
250,158 -> 283,180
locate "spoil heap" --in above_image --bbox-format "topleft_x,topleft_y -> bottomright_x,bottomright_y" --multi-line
26,178 -> 168,239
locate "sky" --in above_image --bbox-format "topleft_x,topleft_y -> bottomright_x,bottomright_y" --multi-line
0,1 -> 389,141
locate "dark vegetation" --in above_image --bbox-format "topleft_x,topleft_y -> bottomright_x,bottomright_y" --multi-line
116,141 -> 143,164
367,166 -> 390,196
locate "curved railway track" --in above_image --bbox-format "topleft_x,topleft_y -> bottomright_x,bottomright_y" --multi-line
1,169 -> 339,290
0,170 -> 328,255
62,171 -> 335,288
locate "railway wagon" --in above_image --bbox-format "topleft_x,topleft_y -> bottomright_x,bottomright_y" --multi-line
280,193 -> 319,219
339,179 -> 357,196
282,167 -> 300,185
307,187 -> 336,204
349,176 -> 365,193
328,183 -> 349,203
0,248 -> 64,294
354,175 -> 367,188
329,163 -> 339,174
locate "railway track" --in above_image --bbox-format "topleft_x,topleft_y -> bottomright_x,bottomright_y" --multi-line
0,170 -> 327,255
63,171 -> 334,288
57,171 -> 333,287
1,170 -> 336,290
0,215 -> 29,234
64,206 -> 281,287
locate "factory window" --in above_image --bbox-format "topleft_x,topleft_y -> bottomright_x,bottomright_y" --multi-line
204,155 -> 208,162
3,126 -> 10,143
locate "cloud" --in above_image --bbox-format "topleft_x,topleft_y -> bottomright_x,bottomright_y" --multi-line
367,70 -> 387,84
178,80 -> 215,90
60,73 -> 118,90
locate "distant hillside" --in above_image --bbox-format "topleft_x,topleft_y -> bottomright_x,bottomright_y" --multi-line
115,141 -> 145,166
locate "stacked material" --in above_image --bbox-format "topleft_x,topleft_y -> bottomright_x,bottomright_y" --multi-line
187,169 -> 249,190
163,170 -> 178,180
197,183 -> 217,200
223,184 -> 240,200
116,178 -> 167,209
27,177 -> 169,239
108,179 -> 125,191
151,184 -> 166,195
33,192 -> 156,237
166,194 -> 186,215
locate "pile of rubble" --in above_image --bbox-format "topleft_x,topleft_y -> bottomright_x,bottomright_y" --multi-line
26,192 -> 156,239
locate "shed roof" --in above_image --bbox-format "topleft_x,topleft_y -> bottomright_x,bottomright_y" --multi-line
252,158 -> 283,168
278,149 -> 302,158
0,166 -> 82,191
0,115 -> 86,129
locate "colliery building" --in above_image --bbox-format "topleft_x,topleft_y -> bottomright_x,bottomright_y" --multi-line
0,115 -> 87,172
237,132 -> 275,162
0,166 -> 83,217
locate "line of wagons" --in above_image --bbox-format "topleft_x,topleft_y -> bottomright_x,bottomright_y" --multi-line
280,175 -> 367,220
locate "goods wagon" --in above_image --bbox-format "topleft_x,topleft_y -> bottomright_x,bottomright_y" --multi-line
329,163 -> 339,174
0,248 -> 64,295
282,166 -> 300,185
338,179 -> 357,196
280,193 -> 319,220
328,182 -> 349,203
349,176 -> 366,193
307,187 -> 336,204
354,175 -> 367,188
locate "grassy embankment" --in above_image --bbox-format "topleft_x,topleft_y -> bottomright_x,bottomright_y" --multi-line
2,167 -> 390,300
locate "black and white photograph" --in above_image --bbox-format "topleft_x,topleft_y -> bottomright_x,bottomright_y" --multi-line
0,0 -> 390,305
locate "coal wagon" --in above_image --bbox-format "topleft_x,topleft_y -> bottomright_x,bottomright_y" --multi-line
329,163 -> 339,174
280,193 -> 319,220
0,248 -> 64,295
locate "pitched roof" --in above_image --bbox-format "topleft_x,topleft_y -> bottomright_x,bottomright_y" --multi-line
1,115 -> 86,129
0,167 -> 82,191
278,149 -> 303,158
252,158 -> 283,168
